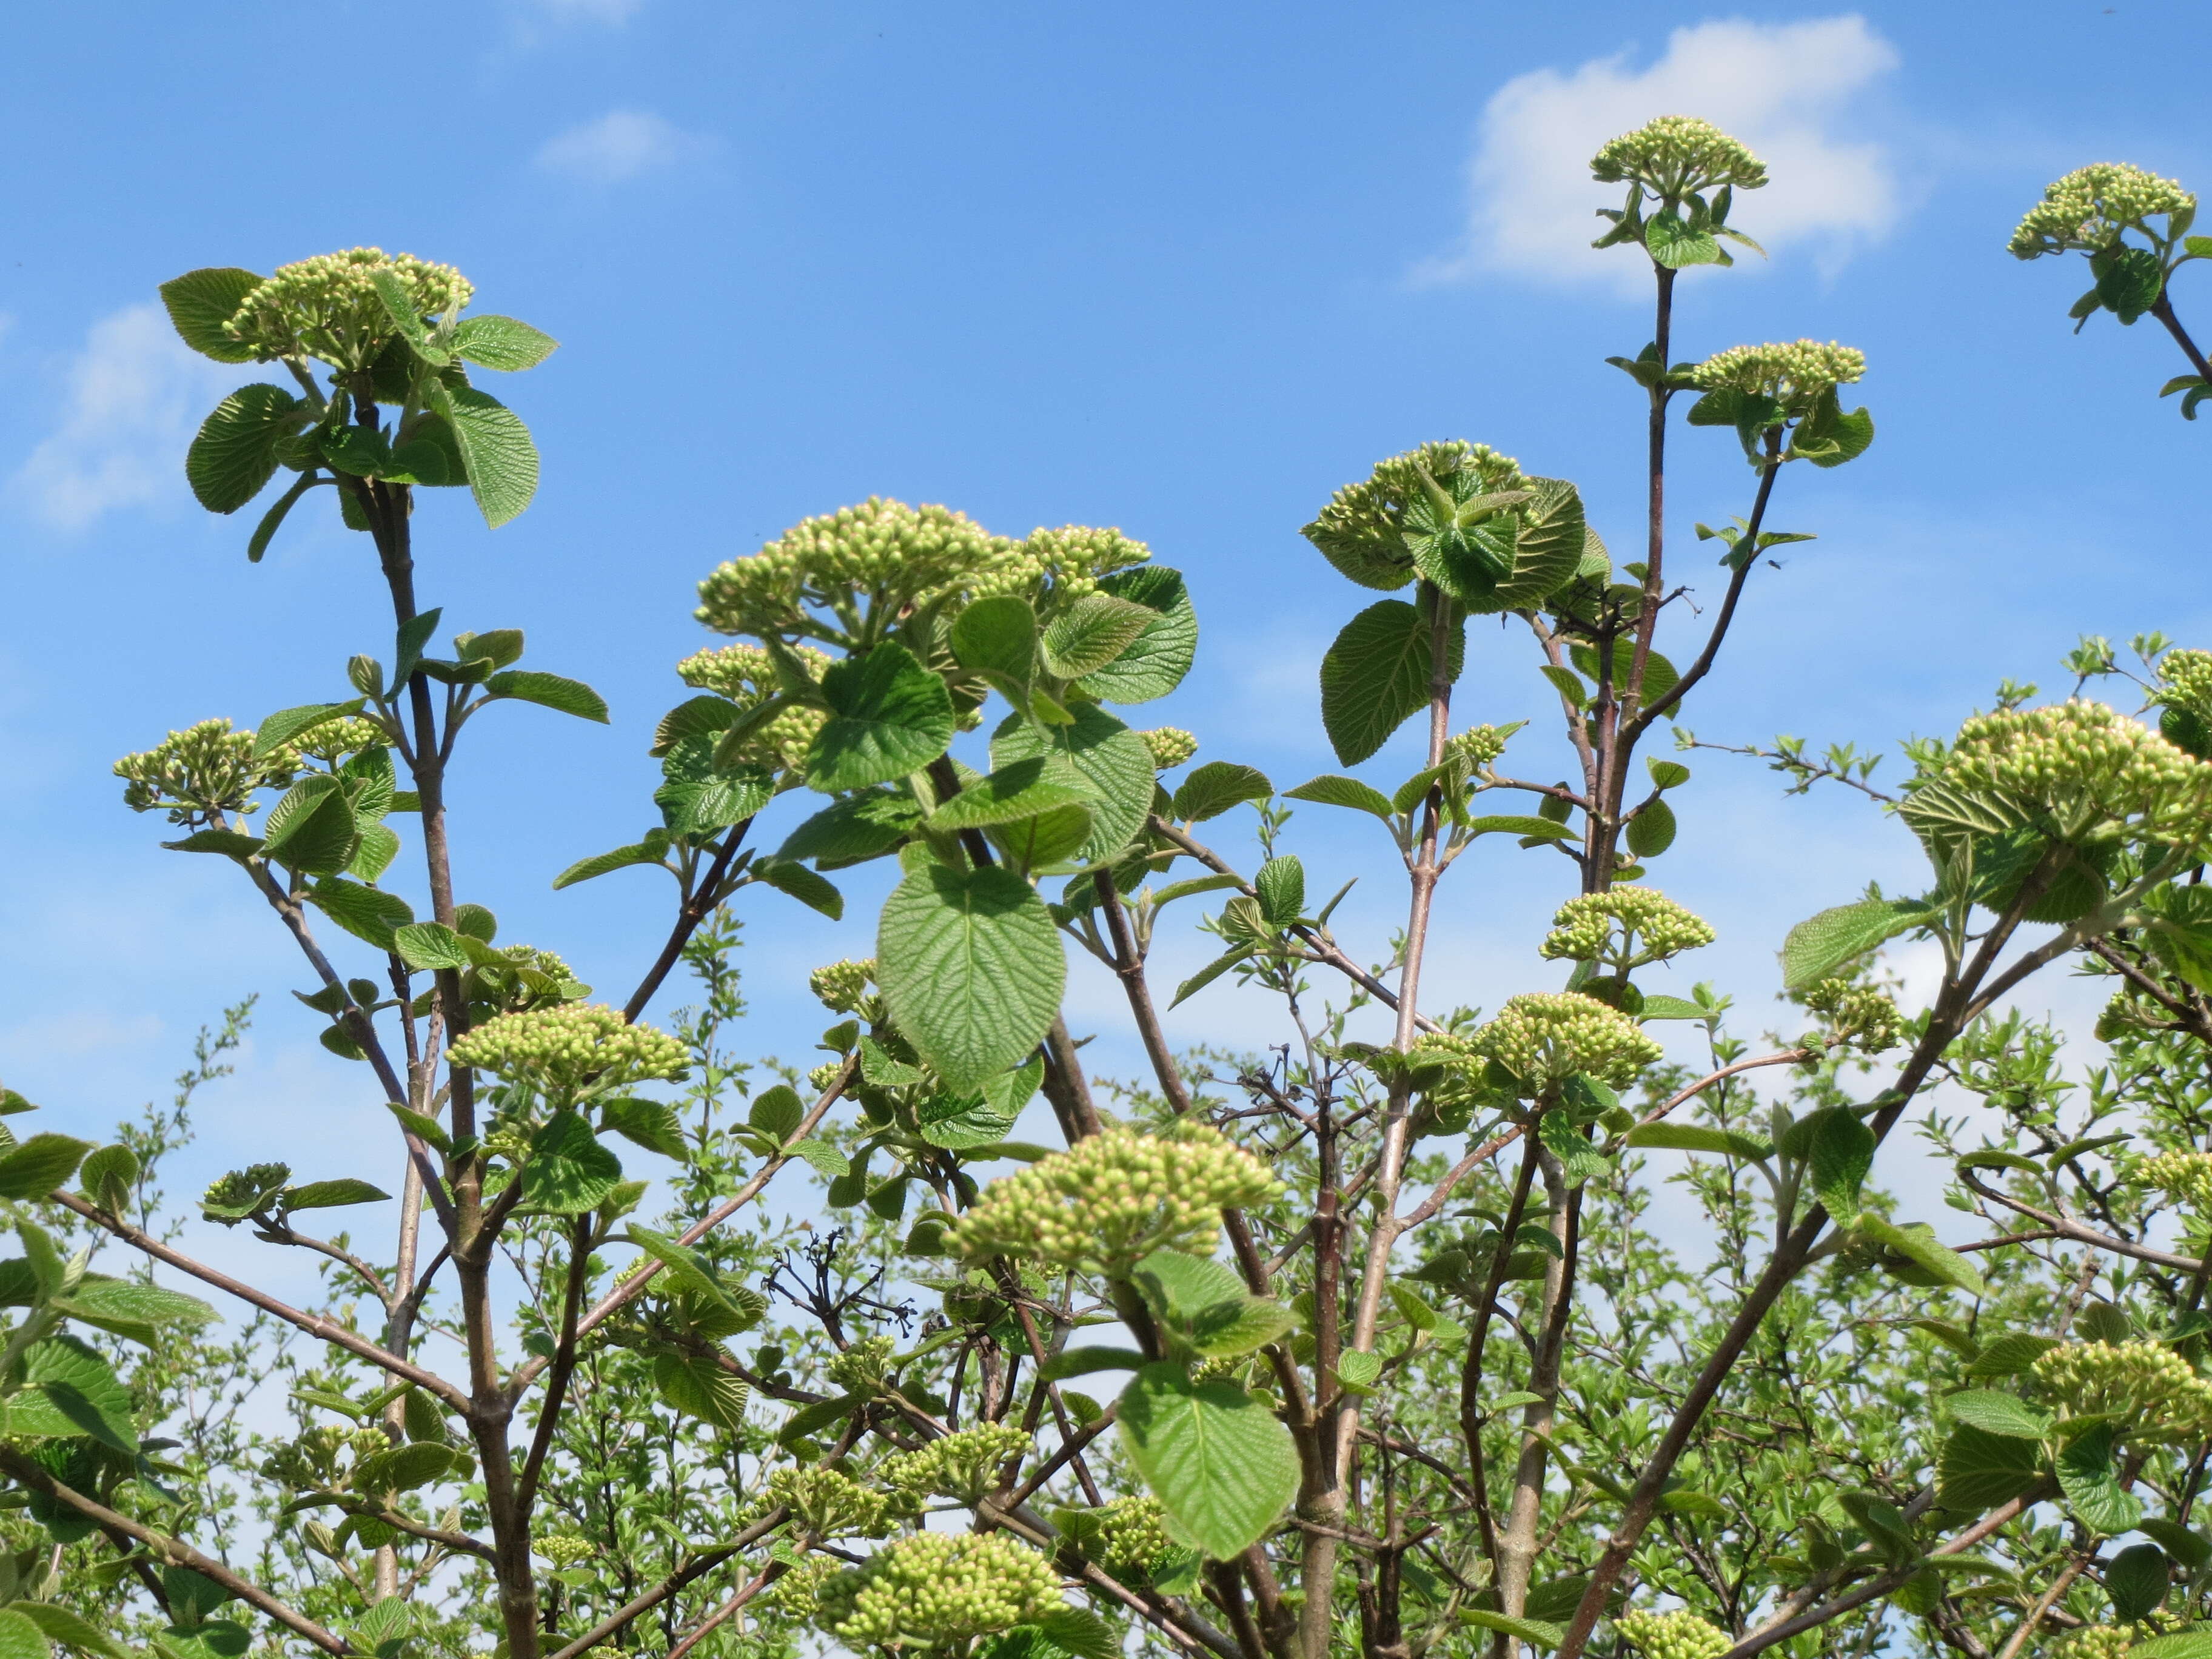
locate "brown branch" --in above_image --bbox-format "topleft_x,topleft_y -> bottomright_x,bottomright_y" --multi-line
622,825 -> 752,1024
541,1511 -> 786,1659
0,1448 -> 352,1655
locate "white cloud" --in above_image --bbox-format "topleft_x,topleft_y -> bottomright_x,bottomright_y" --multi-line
535,109 -> 694,185
1425,15 -> 1903,289
13,304 -> 242,532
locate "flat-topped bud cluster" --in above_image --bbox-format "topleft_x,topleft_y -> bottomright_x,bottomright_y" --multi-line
1094,1494 -> 1175,1569
880,1422 -> 1030,1506
446,1004 -> 688,1095
1141,726 -> 1199,769
1475,992 -> 1663,1093
825,1332 -> 896,1393
2009,163 -> 2196,258
225,247 -> 473,369
2032,1338 -> 2212,1440
2136,1148 -> 2212,1208
813,1532 -> 1061,1649
1305,441 -> 1524,583
1933,699 -> 2212,845
950,1124 -> 1281,1272
1614,1609 -> 1734,1659
291,717 -> 390,765
1590,116 -> 1768,197
809,959 -> 877,1016
766,1466 -> 890,1542
1540,887 -> 1714,967
2159,646 -> 2212,719
1689,340 -> 1866,407
677,642 -> 833,771
1445,723 -> 1516,771
115,717 -> 297,820
1805,978 -> 1904,1054
534,1534 -> 597,1568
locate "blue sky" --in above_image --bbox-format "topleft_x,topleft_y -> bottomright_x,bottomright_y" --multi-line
8,1 -> 2212,1276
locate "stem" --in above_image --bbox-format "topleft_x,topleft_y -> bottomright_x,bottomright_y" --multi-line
2153,290 -> 2212,380
621,826 -> 752,1023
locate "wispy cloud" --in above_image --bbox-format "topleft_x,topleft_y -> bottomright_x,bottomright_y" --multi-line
535,109 -> 698,185
13,304 -> 241,532
1422,15 -> 1903,290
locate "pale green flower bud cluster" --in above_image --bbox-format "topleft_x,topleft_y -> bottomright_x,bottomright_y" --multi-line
1475,993 -> 1664,1094
675,643 -> 833,772
980,523 -> 1152,605
1805,979 -> 1904,1054
2053,1627 -> 2145,1659
808,1059 -> 847,1093
762,1552 -> 837,1617
261,1424 -> 350,1490
534,1534 -> 597,1568
225,248 -> 474,370
2032,1339 -> 2212,1440
2137,1148 -> 2212,1208
2158,648 -> 2212,720
1933,700 -> 2212,846
1688,340 -> 1866,409
880,1423 -> 1030,1505
1141,727 -> 1199,769
1613,1609 -> 1734,1659
950,1125 -> 1282,1271
813,1532 -> 1061,1650
1307,442 -> 1525,577
1539,887 -> 1715,968
1445,725 -> 1515,771
1094,1495 -> 1174,1569
1590,116 -> 1768,196
809,959 -> 877,1016
826,1333 -> 897,1394
2009,163 -> 2196,259
291,717 -> 390,765
446,1005 -> 688,1096
694,498 -> 1023,635
766,1467 -> 891,1541
201,1162 -> 290,1219
115,718 -> 298,820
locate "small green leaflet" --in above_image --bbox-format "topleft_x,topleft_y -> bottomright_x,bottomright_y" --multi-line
1116,1362 -> 1299,1560
877,863 -> 1065,1092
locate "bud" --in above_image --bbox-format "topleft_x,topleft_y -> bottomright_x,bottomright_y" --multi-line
1540,888 -> 1715,968
2009,163 -> 2195,260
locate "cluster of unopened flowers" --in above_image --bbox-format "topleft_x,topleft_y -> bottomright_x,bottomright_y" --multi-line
1687,340 -> 1866,414
1590,115 -> 1768,198
1613,1607 -> 1734,1659
2138,1148 -> 2212,1208
446,1005 -> 688,1097
1473,992 -> 1664,1094
1929,700 -> 2212,846
1539,887 -> 1715,970
811,1532 -> 1061,1650
1804,978 -> 1905,1055
2031,1339 -> 2212,1441
1304,440 -> 1526,577
2009,162 -> 2196,258
115,718 -> 299,822
224,247 -> 474,370
950,1124 -> 1281,1272
675,642 -> 834,773
878,1423 -> 1030,1506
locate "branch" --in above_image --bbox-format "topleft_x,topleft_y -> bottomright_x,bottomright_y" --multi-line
517,1213 -> 594,1514
621,825 -> 753,1024
510,1057 -> 855,1397
541,1511 -> 785,1659
666,1563 -> 783,1659
0,1448 -> 353,1656
47,1190 -> 472,1413
1960,1175 -> 2202,1272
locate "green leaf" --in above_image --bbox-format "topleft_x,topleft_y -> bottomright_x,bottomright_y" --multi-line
1033,1608 -> 1121,1659
1041,593 -> 1159,681
2131,1636 -> 2212,1659
1538,1111 -> 1606,1187
1254,855 -> 1305,927
451,314 -> 558,372
789,1139 -> 851,1177
160,830 -> 264,859
777,1394 -> 861,1444
1459,1611 -> 1563,1649
747,1087 -> 805,1144
0,1136 -> 90,1200
656,769 -> 773,837
247,471 -> 323,561
749,856 -> 845,920
15,1604 -> 129,1659
877,863 -> 1066,1092
158,267 -> 262,363
951,595 -> 1039,686
1858,1216 -> 1989,1297
1624,1123 -> 1770,1160
261,777 -> 358,876
1117,1363 -> 1298,1560
1466,815 -> 1578,840
483,671 -> 609,723
187,384 -> 306,514
1080,566 -> 1199,703
1781,896 -> 1936,990
990,703 -> 1156,863
780,789 -> 924,866
598,1098 -> 686,1159
429,383 -> 539,528
276,1178 -> 388,1215
1936,1420 -> 2043,1511
2141,1518 -> 2212,1571
1644,210 -> 1721,268
553,838 -> 672,890
808,643 -> 957,792
1945,1390 -> 2051,1439
1319,598 -> 1463,766
1041,1347 -> 1150,1381
625,1228 -> 765,1331
0,1610 -> 52,1659
1481,477 -> 1589,613
1636,995 -> 1709,1021
652,1352 -> 749,1431
346,822 -> 399,882
2108,1541 -> 2170,1622
2099,246 -> 2167,324
308,879 -> 415,950
1803,1107 -> 1875,1218
930,760 -> 1091,831
917,1095 -> 1020,1151
522,1112 -> 623,1213
18,1340 -> 135,1452
1285,774 -> 1398,820
1966,1332 -> 2060,1381
394,922 -> 471,973
1170,945 -> 1255,1009
77,1144 -> 139,1216
1626,798 -> 1677,859
53,1278 -> 215,1347
2056,1421 -> 2141,1534
1173,762 -> 1272,822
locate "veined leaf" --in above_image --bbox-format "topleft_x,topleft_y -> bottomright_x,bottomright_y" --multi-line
929,759 -> 1090,831
552,839 -> 671,890
0,1135 -> 92,1200
1781,895 -> 1937,990
451,314 -> 558,372
1285,774 -> 1398,820
429,383 -> 539,528
1173,762 -> 1272,822
484,671 -> 609,723
521,1112 -> 623,1213
1117,1363 -> 1298,1560
394,922 -> 470,973
1040,592 -> 1158,681
877,863 -> 1065,1091
1945,1390 -> 2050,1439
1080,566 -> 1198,703
1624,1122 -> 1771,1160
652,1353 -> 749,1432
951,595 -> 1039,686
990,703 -> 1155,863
1319,598 -> 1463,766
159,267 -> 262,363
808,643 -> 956,792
